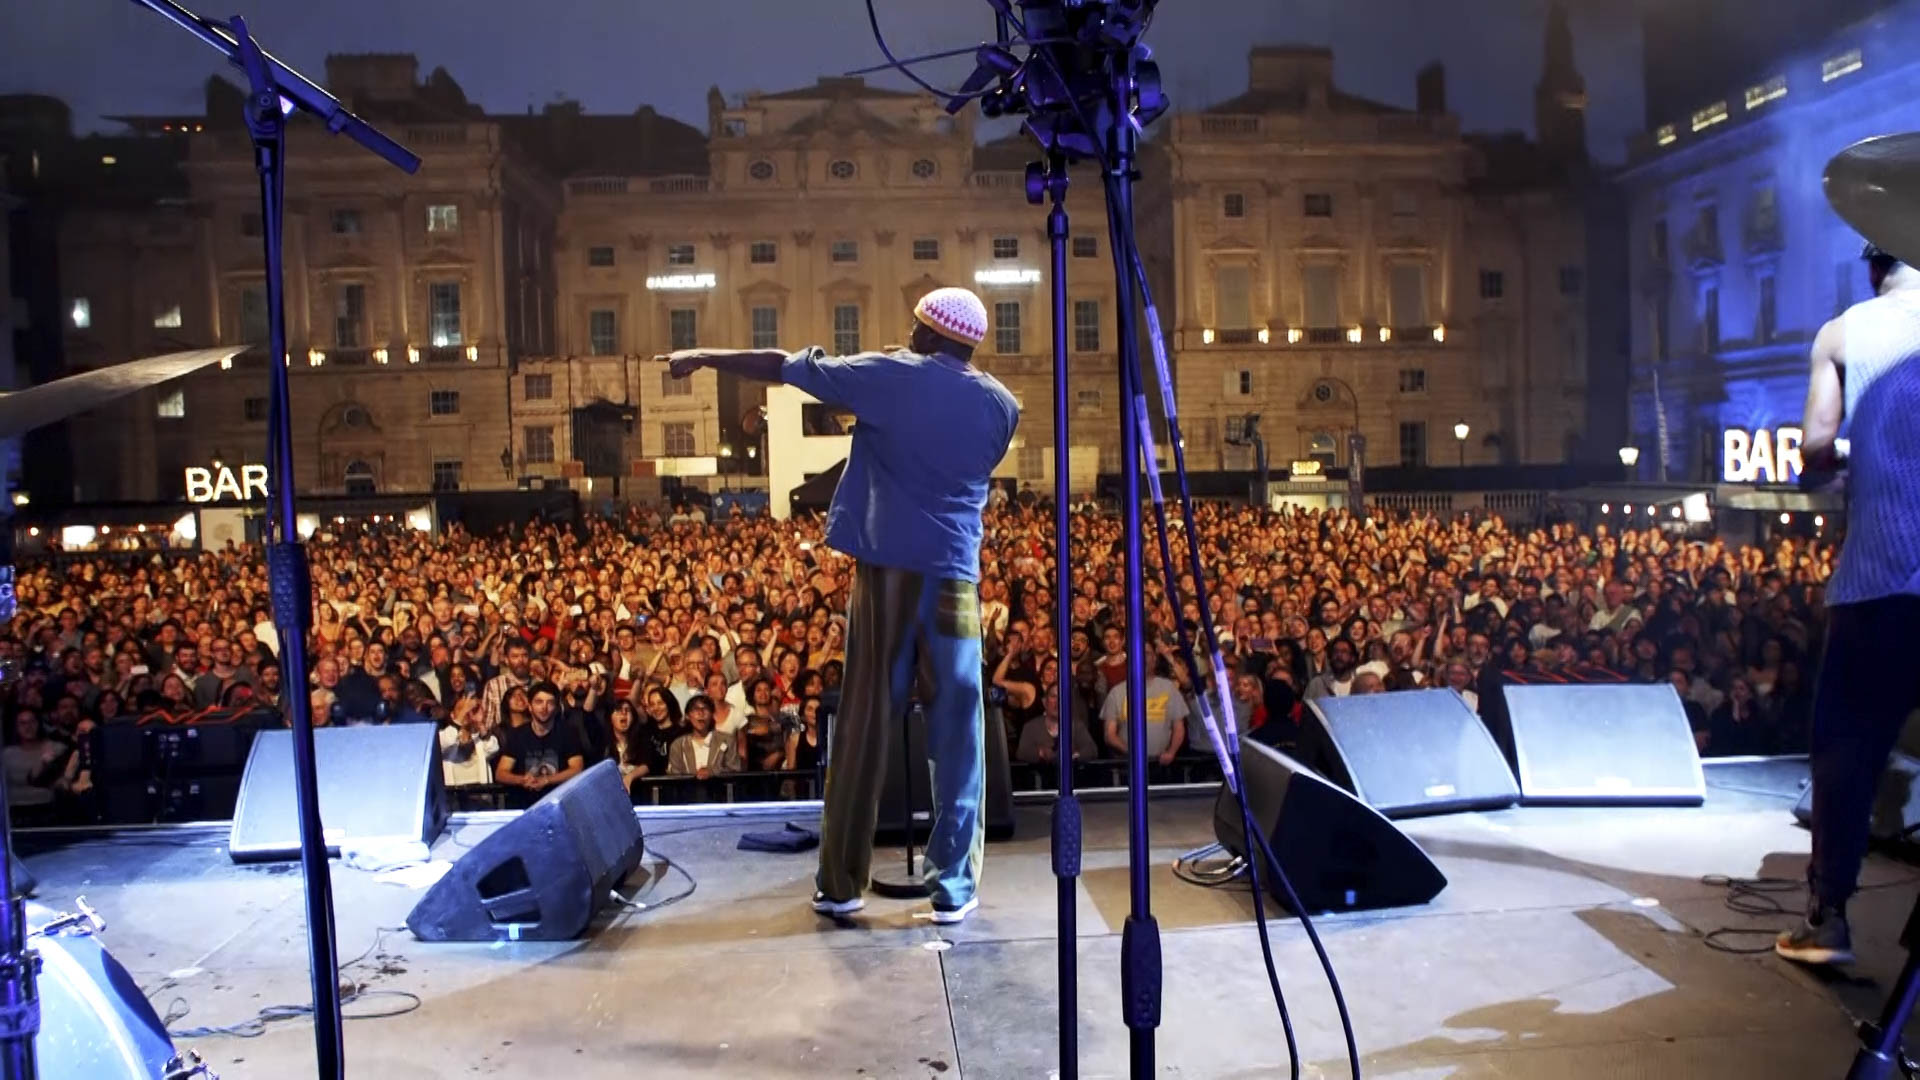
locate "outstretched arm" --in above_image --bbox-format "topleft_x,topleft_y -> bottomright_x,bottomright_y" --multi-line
655,349 -> 787,383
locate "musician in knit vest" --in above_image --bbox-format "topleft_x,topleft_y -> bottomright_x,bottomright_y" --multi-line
1778,244 -> 1920,965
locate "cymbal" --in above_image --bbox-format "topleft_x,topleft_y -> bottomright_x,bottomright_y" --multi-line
1826,133 -> 1920,266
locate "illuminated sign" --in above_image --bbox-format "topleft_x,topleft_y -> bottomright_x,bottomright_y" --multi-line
185,464 -> 269,503
1288,460 -> 1325,478
645,273 -> 716,291
974,268 -> 1041,286
1722,426 -> 1803,484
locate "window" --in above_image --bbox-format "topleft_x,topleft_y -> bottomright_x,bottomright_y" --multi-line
1651,220 -> 1669,265
750,306 -> 779,349
992,236 -> 1020,260
993,302 -> 1021,354
1701,285 -> 1720,352
1215,267 -> 1251,330
1823,48 -> 1864,83
239,287 -> 267,343
428,282 -> 462,346
1690,100 -> 1729,133
1389,264 -> 1427,329
344,460 -> 376,495
525,374 -> 554,400
669,308 -> 697,350
828,159 -> 857,181
329,209 -> 362,235
660,370 -> 692,397
1398,368 -> 1427,393
1224,415 -> 1251,444
1649,298 -> 1669,365
911,158 -> 937,180
1479,269 -> 1505,300
240,212 -> 262,238
1072,300 -> 1101,352
524,427 -> 555,465
1837,260 -> 1856,315
912,238 -> 940,261
1559,266 -> 1584,296
153,304 -> 182,330
432,460 -> 463,492
430,390 -> 461,416
1303,265 -> 1339,329
723,118 -> 747,137
1303,193 -> 1333,217
156,388 -> 186,419
334,283 -> 365,348
1235,370 -> 1254,396
1693,204 -> 1720,259
833,304 -> 861,355
244,396 -> 268,422
1072,235 -> 1097,259
1751,184 -> 1779,242
662,421 -> 696,457
69,298 -> 91,330
1390,190 -> 1418,217
749,241 -> 778,265
1757,275 -> 1776,343
1075,388 -> 1102,414
830,239 -> 859,264
589,309 -> 617,355
1745,74 -> 1788,110
748,160 -> 775,182
1223,192 -> 1246,218
427,204 -> 459,233
587,245 -> 616,267
1398,421 -> 1427,468
667,243 -> 696,266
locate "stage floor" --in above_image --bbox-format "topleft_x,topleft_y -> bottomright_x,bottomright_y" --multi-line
20,759 -> 1917,1079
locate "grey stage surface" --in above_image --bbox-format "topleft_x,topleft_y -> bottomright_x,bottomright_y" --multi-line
17,759 -> 1914,1078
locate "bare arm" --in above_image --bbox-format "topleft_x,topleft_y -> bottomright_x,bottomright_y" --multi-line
656,349 -> 787,383
1801,318 -> 1846,473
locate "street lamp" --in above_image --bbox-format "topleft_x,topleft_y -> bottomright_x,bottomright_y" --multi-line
1619,445 -> 1640,473
1452,420 -> 1469,467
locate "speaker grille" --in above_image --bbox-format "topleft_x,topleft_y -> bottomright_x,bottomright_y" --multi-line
1307,689 -> 1519,816
1506,684 -> 1706,804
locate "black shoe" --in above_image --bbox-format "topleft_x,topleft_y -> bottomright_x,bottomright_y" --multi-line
1776,905 -> 1854,965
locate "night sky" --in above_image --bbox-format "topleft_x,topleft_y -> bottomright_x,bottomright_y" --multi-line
3,0 -> 1645,160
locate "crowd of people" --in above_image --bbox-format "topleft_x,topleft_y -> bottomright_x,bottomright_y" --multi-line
0,500 -> 1834,822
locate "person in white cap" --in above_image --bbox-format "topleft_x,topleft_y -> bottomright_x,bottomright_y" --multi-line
657,286 -> 1018,924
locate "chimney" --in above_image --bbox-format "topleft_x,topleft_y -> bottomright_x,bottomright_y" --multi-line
1417,63 -> 1447,115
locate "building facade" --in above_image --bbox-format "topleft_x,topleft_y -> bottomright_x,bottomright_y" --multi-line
33,32 -> 1603,506
1164,39 -> 1594,475
1620,3 -> 1920,482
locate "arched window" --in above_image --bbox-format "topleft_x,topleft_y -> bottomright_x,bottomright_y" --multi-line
1309,432 -> 1337,468
344,460 -> 376,495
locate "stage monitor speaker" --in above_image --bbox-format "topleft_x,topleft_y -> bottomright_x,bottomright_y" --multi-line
408,760 -> 644,942
1504,684 -> 1706,806
229,723 -> 446,862
875,704 -> 1016,845
1792,749 -> 1920,841
1213,741 -> 1447,914
1303,689 -> 1519,818
29,902 -> 184,1079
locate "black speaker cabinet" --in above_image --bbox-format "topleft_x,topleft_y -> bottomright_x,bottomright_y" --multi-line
229,723 -> 446,862
1504,684 -> 1706,806
875,703 -> 1016,845
1213,741 -> 1447,914
1793,749 -> 1920,842
1303,689 -> 1519,817
408,760 -> 645,942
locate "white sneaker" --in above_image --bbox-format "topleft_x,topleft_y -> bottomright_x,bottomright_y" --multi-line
929,897 -> 979,925
812,891 -> 865,917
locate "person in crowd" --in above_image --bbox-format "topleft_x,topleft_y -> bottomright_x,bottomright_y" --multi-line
605,700 -> 650,797
438,693 -> 498,788
495,682 -> 587,811
668,695 -> 740,779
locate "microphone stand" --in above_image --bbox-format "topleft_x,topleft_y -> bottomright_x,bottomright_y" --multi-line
123,5 -> 420,1077
1034,152 -> 1081,1080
